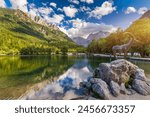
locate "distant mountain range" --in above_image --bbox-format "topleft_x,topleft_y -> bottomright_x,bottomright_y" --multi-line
72,31 -> 111,47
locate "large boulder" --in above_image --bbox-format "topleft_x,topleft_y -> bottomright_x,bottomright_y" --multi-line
79,59 -> 150,99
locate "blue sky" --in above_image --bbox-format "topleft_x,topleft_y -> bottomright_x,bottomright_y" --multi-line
1,0 -> 150,38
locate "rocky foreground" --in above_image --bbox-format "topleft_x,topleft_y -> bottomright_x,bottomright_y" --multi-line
80,59 -> 150,100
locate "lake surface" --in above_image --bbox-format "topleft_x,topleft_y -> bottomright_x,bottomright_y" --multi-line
0,55 -> 150,100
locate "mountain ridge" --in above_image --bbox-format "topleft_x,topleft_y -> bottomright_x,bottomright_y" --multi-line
140,10 -> 150,19
72,31 -> 110,47
0,8 -> 82,55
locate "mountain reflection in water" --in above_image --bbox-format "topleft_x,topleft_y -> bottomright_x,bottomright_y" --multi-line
22,59 -> 93,100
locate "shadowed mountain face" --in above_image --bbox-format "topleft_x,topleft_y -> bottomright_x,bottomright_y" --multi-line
140,10 -> 150,19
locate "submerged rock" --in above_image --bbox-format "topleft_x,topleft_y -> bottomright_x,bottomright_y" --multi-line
79,59 -> 150,99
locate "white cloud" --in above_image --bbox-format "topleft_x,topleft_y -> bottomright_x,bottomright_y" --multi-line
80,0 -> 94,4
38,7 -> 53,15
80,6 -> 91,12
10,0 -> 28,12
125,6 -> 148,15
0,0 -> 6,8
138,7 -> 148,15
50,2 -> 57,8
58,8 -> 63,12
70,0 -> 79,5
61,18 -> 117,38
28,3 -> 53,17
44,14 -> 64,24
28,3 -> 38,17
42,3 -> 47,6
125,7 -> 136,14
89,1 -> 116,19
63,6 -> 78,18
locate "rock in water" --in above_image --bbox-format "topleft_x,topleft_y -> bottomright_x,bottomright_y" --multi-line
79,59 -> 150,99
91,79 -> 110,99
132,79 -> 150,95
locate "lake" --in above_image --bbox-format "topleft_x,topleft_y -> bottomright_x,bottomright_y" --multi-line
0,55 -> 150,100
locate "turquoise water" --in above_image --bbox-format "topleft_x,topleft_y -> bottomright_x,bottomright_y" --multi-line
0,55 -> 150,99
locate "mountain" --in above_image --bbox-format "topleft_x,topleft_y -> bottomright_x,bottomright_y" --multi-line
72,31 -> 110,47
140,10 -> 150,19
87,31 -> 110,41
72,37 -> 90,47
0,8 -> 80,55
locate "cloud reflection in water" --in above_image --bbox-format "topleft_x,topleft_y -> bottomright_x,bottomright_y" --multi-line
22,59 -> 93,100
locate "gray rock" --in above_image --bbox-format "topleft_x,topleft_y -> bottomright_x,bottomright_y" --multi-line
79,59 -> 150,99
81,87 -> 89,95
111,59 -> 137,76
85,82 -> 92,89
92,79 -> 110,99
127,89 -> 136,95
79,82 -> 87,88
94,68 -> 101,78
98,63 -> 112,83
87,96 -> 98,100
109,80 -> 120,97
89,78 -> 105,84
132,79 -> 150,95
93,59 -> 138,84
120,83 -> 127,94
135,69 -> 146,81
128,85 -> 132,89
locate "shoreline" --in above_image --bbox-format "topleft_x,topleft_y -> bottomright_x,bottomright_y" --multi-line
89,53 -> 150,62
0,53 -> 150,62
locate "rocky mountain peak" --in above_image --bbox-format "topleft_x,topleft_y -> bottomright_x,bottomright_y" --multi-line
87,31 -> 110,41
140,10 -> 150,19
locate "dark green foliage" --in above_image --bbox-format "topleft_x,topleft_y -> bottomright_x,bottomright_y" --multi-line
20,46 -> 52,55
61,46 -> 68,55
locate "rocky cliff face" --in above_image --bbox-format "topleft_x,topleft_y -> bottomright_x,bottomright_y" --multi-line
14,9 -> 60,31
14,9 -> 31,22
140,10 -> 150,19
87,31 -> 110,42
33,15 -> 59,31
80,59 -> 150,99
